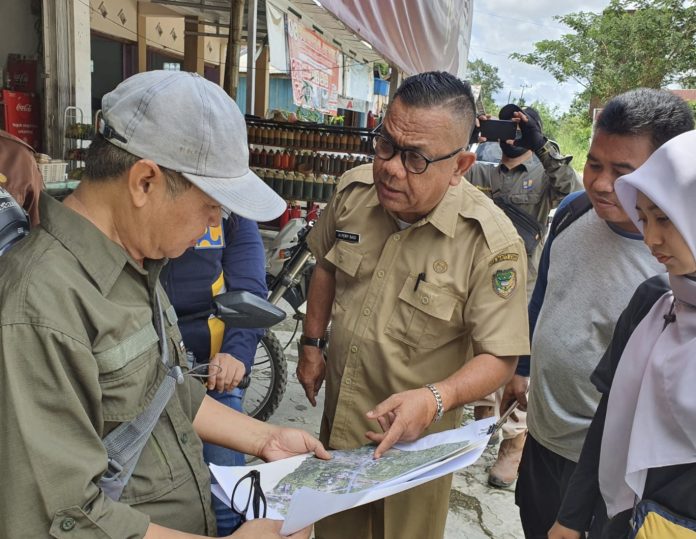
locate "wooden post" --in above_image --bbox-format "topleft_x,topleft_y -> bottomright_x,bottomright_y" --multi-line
183,17 -> 204,75
223,0 -> 245,99
254,44 -> 270,117
137,11 -> 147,73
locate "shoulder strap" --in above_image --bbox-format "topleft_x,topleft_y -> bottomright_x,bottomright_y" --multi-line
99,291 -> 182,501
550,191 -> 592,238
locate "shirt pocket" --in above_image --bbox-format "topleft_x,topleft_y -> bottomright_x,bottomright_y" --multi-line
325,242 -> 364,311
384,275 -> 465,350
95,323 -> 162,422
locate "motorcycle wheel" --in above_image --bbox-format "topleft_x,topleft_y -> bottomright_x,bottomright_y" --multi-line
243,330 -> 287,421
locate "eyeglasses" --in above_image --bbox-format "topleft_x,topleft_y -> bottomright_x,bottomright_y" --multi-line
371,130 -> 464,174
230,469 -> 267,523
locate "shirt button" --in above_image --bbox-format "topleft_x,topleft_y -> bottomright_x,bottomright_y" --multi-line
350,345 -> 358,353
393,234 -> 401,241
377,270 -> 385,278
180,433 -> 189,444
421,296 -> 430,305
362,308 -> 370,316
61,517 -> 76,531
345,378 -> 352,385
338,254 -> 344,263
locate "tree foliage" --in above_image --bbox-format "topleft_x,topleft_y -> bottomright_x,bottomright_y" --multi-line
466,58 -> 504,113
511,0 -> 696,104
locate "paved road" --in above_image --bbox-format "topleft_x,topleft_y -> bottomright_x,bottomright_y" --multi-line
264,324 -> 523,538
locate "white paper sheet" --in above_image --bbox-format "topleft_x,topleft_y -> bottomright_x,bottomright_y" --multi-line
210,418 -> 494,535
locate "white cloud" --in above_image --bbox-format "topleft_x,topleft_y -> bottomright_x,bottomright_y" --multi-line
469,0 -> 610,112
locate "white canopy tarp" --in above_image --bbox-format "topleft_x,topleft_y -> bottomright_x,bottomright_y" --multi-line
318,0 -> 472,77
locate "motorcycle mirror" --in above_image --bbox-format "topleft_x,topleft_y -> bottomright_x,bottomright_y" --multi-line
212,290 -> 286,328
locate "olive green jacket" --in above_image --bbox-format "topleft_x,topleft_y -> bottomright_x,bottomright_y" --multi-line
0,195 -> 215,538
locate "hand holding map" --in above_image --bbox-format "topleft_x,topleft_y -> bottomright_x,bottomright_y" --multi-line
211,418 -> 495,534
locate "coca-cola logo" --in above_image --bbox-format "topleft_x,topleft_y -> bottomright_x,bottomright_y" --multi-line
16,103 -> 32,112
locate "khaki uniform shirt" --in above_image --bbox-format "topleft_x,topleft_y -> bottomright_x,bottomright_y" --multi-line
0,129 -> 44,225
308,164 -> 531,450
0,196 -> 215,538
465,140 -> 581,232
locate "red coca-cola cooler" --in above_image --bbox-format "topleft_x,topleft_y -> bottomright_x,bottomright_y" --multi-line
2,89 -> 41,151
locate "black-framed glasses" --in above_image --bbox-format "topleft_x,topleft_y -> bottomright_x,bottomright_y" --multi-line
371,130 -> 464,174
230,469 -> 267,523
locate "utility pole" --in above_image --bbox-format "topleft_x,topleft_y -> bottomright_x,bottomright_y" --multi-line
519,83 -> 530,105
224,0 -> 245,99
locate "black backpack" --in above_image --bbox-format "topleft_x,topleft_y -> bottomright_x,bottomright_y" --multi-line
549,191 -> 592,238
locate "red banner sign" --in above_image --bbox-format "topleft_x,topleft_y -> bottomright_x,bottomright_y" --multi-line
2,90 -> 41,151
287,14 -> 340,115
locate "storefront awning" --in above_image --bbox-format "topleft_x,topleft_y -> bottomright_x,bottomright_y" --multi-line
317,0 -> 473,77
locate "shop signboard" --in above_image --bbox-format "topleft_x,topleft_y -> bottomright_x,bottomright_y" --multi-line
2,90 -> 41,151
287,13 -> 340,115
337,94 -> 368,114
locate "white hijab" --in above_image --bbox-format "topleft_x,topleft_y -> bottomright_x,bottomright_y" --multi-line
599,130 -> 696,518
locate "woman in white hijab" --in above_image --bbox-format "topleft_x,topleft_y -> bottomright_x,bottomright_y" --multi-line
549,129 -> 696,539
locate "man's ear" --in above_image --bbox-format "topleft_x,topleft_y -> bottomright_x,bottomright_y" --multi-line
127,160 -> 162,209
450,151 -> 476,186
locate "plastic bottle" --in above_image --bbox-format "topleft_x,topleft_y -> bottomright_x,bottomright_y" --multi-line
312,174 -> 324,201
283,172 -> 294,198
302,173 -> 314,199
324,175 -> 336,201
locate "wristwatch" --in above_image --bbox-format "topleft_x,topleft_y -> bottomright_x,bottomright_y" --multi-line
299,335 -> 327,349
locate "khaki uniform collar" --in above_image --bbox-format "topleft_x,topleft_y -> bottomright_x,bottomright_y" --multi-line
39,195 -> 163,295
373,181 -> 462,239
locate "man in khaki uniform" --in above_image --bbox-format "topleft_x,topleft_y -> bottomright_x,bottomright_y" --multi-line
297,72 -> 530,539
0,71 -> 327,539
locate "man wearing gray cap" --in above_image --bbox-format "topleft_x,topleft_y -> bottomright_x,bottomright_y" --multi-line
0,71 -> 328,538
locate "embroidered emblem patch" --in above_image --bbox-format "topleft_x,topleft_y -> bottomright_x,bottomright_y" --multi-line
492,268 -> 517,298
433,259 -> 448,273
489,253 -> 520,266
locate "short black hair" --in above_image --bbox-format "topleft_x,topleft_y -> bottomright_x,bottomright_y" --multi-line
84,134 -> 191,196
391,71 -> 476,139
596,88 -> 694,150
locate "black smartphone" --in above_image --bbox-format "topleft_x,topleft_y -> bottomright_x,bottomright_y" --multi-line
479,119 -> 518,142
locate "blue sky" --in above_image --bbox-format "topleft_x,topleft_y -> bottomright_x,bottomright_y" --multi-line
469,0 -> 611,112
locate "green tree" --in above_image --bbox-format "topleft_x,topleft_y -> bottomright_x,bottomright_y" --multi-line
511,0 -> 696,105
466,58 -> 504,114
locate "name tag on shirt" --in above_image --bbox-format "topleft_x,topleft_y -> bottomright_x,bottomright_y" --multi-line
336,230 -> 361,243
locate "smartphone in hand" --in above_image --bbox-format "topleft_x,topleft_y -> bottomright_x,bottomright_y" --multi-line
479,119 -> 518,142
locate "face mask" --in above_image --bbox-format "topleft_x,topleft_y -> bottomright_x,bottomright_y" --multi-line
499,142 -> 528,159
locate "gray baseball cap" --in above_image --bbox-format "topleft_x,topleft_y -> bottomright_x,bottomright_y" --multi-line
98,70 -> 285,222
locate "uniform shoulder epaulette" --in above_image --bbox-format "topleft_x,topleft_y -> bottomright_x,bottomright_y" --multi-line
336,163 -> 374,193
458,182 -> 520,252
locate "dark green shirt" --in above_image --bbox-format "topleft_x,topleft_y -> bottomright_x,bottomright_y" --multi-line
0,195 -> 215,538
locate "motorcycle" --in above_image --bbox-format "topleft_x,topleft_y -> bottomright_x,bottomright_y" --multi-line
243,217 -> 317,421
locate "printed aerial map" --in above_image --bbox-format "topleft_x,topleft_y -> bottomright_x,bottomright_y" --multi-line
267,441 -> 469,516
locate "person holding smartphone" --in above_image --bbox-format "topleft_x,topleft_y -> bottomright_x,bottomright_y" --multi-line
465,103 -> 581,490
